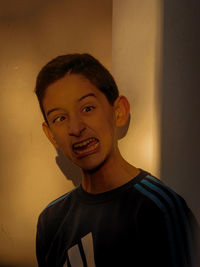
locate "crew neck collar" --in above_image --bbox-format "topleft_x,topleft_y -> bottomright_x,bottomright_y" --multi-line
76,169 -> 148,204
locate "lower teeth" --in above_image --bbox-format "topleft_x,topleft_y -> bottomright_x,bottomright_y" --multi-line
76,142 -> 98,155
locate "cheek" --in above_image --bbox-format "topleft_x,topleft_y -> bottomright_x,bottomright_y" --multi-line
93,115 -> 114,137
52,130 -> 71,152
99,115 -> 116,145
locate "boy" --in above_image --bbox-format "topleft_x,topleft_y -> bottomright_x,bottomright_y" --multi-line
35,54 -> 198,267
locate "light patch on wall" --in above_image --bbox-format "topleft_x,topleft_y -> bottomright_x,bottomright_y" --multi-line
112,0 -> 163,177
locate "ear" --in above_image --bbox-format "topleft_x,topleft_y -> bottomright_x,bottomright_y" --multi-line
114,95 -> 130,127
42,122 -> 59,149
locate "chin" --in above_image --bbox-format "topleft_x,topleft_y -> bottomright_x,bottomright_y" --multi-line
74,156 -> 107,174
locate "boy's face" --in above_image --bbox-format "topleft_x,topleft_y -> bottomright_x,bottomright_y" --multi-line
42,73 -> 118,171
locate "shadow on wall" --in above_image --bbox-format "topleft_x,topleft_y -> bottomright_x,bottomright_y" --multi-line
56,149 -> 82,187
55,114 -> 131,186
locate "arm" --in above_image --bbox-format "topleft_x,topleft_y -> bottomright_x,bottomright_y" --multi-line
136,184 -> 199,267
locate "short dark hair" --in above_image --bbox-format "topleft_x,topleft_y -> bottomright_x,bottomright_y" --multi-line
35,53 -> 119,122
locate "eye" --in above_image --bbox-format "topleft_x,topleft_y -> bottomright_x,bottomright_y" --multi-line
82,106 -> 95,113
53,116 -> 66,123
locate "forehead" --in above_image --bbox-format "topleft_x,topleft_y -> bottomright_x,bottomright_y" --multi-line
42,74 -> 107,112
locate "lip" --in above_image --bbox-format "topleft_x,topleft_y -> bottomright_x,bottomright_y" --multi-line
72,138 -> 100,159
72,137 -> 98,149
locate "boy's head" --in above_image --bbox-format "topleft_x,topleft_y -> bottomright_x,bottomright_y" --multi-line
35,53 -> 130,171
35,53 -> 119,123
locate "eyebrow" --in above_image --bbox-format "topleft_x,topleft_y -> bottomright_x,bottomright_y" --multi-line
46,93 -> 97,117
78,93 -> 97,102
47,107 -> 64,117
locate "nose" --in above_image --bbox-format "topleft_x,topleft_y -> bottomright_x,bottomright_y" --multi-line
68,116 -> 86,137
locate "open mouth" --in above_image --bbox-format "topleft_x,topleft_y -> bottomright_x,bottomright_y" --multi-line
72,138 -> 100,157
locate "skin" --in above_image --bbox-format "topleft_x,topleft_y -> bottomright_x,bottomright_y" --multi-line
42,73 -> 140,194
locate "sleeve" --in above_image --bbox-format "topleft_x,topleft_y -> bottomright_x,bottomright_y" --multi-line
36,214 -> 48,267
136,191 -> 199,267
181,199 -> 200,267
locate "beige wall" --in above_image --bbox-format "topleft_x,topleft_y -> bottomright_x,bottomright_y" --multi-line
0,1 -> 112,266
1,0 -> 171,265
112,0 -> 163,177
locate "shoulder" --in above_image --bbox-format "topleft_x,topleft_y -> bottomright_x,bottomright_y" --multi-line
134,173 -> 187,214
38,187 -> 78,224
134,172 -> 199,266
134,172 -> 198,243
133,172 -> 195,234
45,188 -> 76,210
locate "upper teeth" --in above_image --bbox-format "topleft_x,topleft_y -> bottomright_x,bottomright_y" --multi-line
73,138 -> 97,149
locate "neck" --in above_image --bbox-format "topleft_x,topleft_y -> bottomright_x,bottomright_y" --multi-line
81,148 -> 140,194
